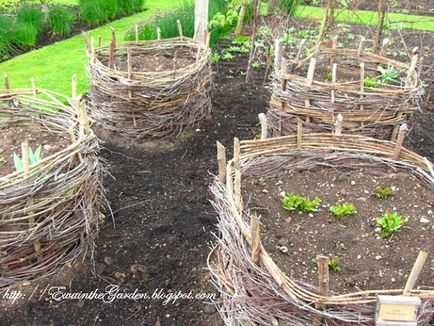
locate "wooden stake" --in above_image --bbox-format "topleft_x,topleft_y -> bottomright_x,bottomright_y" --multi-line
334,114 -> 343,135
280,63 -> 288,90
405,51 -> 419,88
392,124 -> 407,160
380,37 -> 389,56
135,24 -> 139,42
403,251 -> 428,296
31,77 -> 37,97
4,73 -> 9,89
157,27 -> 161,40
357,36 -> 366,56
234,168 -> 242,212
68,126 -> 83,162
359,62 -> 365,94
127,48 -> 133,79
234,137 -> 240,167
274,39 -> 283,76
173,51 -> 178,79
177,19 -> 183,39
258,113 -> 268,139
71,74 -> 77,100
78,103 -> 90,136
110,28 -> 116,48
216,141 -> 226,183
251,214 -> 261,264
108,42 -> 115,69
297,119 -> 303,148
317,255 -> 330,298
194,0 -> 209,47
98,35 -> 102,48
331,63 -> 337,103
306,57 -> 317,87
329,35 -> 338,67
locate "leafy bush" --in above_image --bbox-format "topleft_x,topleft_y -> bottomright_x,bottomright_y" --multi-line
373,186 -> 393,199
48,5 -> 75,36
376,212 -> 407,238
281,193 -> 321,213
117,0 -> 144,15
15,5 -> 43,46
0,13 -> 14,58
101,0 -> 119,20
330,202 -> 357,218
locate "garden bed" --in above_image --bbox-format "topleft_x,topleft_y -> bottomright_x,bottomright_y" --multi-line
87,36 -> 212,139
0,88 -> 104,290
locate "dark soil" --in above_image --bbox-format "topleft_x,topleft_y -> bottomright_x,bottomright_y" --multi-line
0,124 -> 70,177
244,168 -> 434,295
0,51 -> 268,325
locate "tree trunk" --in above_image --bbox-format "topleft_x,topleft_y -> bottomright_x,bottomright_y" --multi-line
234,4 -> 247,36
373,0 -> 386,53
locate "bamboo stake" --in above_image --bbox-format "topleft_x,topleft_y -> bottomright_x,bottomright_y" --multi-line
274,39 -> 283,77
177,19 -> 183,39
251,214 -> 261,264
329,35 -> 338,67
22,140 -> 42,258
331,63 -> 337,103
127,47 -> 133,99
234,138 -> 240,166
157,27 -> 161,40
135,24 -> 139,42
380,37 -> 389,56
403,251 -> 428,296
296,119 -> 302,148
258,113 -> 268,139
357,36 -> 366,56
71,74 -> 77,100
334,114 -> 343,135
31,78 -> 37,97
4,73 -> 9,89
317,255 -> 330,298
173,51 -> 178,79
217,141 -> 226,183
392,124 -> 407,160
235,168 -> 242,212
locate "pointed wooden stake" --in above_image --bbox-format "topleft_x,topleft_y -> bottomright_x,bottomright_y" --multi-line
258,113 -> 268,139
177,19 -> 183,39
403,251 -> 428,296
334,114 -> 343,135
251,214 -> 261,264
392,124 -> 408,160
216,141 -> 226,183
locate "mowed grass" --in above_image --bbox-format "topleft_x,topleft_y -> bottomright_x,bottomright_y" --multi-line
296,5 -> 434,32
0,0 -> 78,4
0,0 -> 181,96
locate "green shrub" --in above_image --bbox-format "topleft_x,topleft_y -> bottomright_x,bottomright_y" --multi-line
373,186 -> 393,199
117,0 -> 144,15
15,22 -> 39,46
16,5 -> 44,33
48,5 -> 75,36
79,0 -> 107,25
0,13 -> 13,58
101,0 -> 119,20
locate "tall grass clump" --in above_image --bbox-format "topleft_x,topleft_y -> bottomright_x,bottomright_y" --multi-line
15,5 -> 43,46
79,0 -> 106,25
125,0 -> 233,46
48,5 -> 75,36
0,13 -> 14,58
278,0 -> 299,16
116,0 -> 145,15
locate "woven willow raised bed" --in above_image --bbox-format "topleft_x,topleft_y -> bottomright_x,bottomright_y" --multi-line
86,30 -> 212,139
0,88 -> 104,290
208,117 -> 434,325
268,40 -> 424,140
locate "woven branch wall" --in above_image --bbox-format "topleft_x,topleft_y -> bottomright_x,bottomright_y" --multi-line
0,89 -> 104,291
208,132 -> 434,325
268,44 -> 424,141
87,37 -> 212,139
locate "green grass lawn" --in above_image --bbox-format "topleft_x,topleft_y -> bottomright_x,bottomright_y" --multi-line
0,0 -> 77,4
0,0 -> 181,96
296,5 -> 434,32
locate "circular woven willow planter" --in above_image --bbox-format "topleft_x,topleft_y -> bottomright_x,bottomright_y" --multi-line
0,89 -> 104,291
87,37 -> 212,139
208,131 -> 434,325
268,43 -> 424,140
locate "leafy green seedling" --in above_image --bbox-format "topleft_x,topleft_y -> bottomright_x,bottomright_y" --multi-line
330,202 -> 357,218
14,145 -> 42,172
311,256 -> 341,272
281,193 -> 321,213
223,52 -> 233,61
376,212 -> 407,238
373,186 -> 393,199
252,61 -> 261,69
258,176 -> 266,186
324,71 -> 333,81
378,66 -> 400,85
211,53 -> 221,63
364,76 -> 381,88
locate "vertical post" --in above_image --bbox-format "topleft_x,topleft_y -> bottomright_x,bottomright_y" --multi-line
306,57 -> 317,87
258,113 -> 268,140
98,35 -> 102,48
405,49 -> 419,88
334,114 -> 343,135
331,63 -> 337,103
157,27 -> 161,40
357,36 -> 366,56
234,137 -> 240,166
177,19 -> 183,39
373,0 -> 386,53
216,141 -> 226,183
71,74 -> 77,100
274,39 -> 283,76
78,103 -> 90,137
31,77 -> 37,97
380,38 -> 389,56
4,73 -> 9,90
234,168 -> 242,212
317,255 -> 330,297
392,124 -> 407,160
329,35 -> 338,67
135,24 -> 139,42
173,51 -> 178,79
251,214 -> 261,264
109,29 -> 116,69
403,251 -> 428,296
127,47 -> 133,99
194,0 -> 209,47
359,62 -> 365,128
297,119 -> 303,148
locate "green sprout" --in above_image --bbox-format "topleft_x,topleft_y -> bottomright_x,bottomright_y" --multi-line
257,176 -> 266,186
324,71 -> 333,81
312,256 -> 341,272
13,145 -> 42,172
223,52 -> 233,61
330,202 -> 357,218
376,212 -> 407,238
373,186 -> 393,199
211,52 -> 221,63
281,193 -> 321,213
378,66 -> 400,85
252,61 -> 261,69
364,76 -> 381,88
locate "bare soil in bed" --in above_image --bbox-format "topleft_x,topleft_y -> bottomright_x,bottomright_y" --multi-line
0,124 -> 70,177
244,168 -> 434,295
